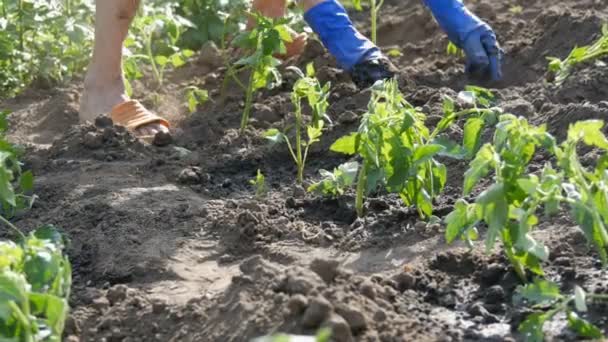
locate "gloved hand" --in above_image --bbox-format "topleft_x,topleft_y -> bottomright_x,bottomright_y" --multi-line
424,0 -> 502,81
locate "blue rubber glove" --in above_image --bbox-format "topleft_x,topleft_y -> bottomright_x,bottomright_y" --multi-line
424,0 -> 502,81
304,0 -> 382,70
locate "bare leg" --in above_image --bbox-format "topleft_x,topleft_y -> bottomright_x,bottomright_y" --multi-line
299,0 -> 325,11
80,0 -> 168,137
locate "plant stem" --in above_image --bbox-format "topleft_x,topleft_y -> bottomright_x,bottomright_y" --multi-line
370,0 -> 377,45
0,214 -> 25,242
295,101 -> 304,184
240,68 -> 255,133
145,32 -> 162,88
356,164 -> 368,217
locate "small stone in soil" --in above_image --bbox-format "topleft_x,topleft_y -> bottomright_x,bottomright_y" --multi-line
322,313 -> 353,342
335,304 -> 368,332
392,272 -> 416,292
287,294 -> 308,315
106,284 -> 128,305
83,132 -> 103,149
484,285 -> 505,305
359,279 -> 377,299
94,115 -> 114,128
480,263 -> 504,286
301,296 -> 333,328
310,258 -> 340,284
153,131 -> 173,146
178,168 -> 201,184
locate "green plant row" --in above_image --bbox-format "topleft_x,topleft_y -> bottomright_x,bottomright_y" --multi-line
0,110 -> 72,341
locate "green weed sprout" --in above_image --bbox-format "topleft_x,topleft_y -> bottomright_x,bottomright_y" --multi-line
515,279 -> 607,342
308,161 -> 359,197
230,13 -> 292,133
264,64 -> 331,184
250,169 -> 268,198
351,0 -> 384,44
446,41 -> 464,58
548,24 -> 608,85
184,86 -> 209,113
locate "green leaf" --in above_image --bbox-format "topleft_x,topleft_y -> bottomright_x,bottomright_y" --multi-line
567,311 -> 603,339
463,118 -> 484,157
0,271 -> 28,304
19,171 -> 34,192
29,293 -> 68,336
568,120 -> 608,149
413,144 -> 444,164
516,279 -> 562,305
433,136 -> 468,160
463,144 -> 495,195
574,286 -> 588,312
445,200 -> 478,244
263,129 -> 285,144
154,55 -> 168,66
330,133 -> 358,155
518,312 -> 548,342
477,183 -> 507,252
33,225 -> 66,249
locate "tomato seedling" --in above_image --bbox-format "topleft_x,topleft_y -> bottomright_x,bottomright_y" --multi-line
265,64 -> 331,184
124,3 -> 195,90
548,24 -> 608,85
229,13 -> 293,133
331,80 -> 448,218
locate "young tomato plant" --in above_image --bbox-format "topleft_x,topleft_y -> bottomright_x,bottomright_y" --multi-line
553,120 -> 608,265
331,80 -> 448,218
445,114 -> 557,281
308,161 -> 359,198
548,24 -> 608,85
230,13 -> 293,133
124,3 -> 195,90
515,279 -> 607,342
265,65 -> 331,184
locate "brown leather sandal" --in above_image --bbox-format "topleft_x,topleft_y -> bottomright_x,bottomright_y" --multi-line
110,100 -> 170,141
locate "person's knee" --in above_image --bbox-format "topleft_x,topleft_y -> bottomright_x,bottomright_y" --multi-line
299,0 -> 326,12
117,0 -> 140,20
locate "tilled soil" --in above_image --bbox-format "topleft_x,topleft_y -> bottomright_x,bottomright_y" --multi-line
2,0 -> 608,341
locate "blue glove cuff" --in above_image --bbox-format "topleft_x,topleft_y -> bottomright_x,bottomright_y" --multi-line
423,0 -> 487,47
304,0 -> 381,70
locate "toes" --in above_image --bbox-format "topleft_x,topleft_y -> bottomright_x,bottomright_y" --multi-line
134,123 -> 169,138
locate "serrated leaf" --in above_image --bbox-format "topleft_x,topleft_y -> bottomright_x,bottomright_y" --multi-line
516,279 -> 562,305
567,311 -> 603,339
463,144 -> 495,195
518,312 -> 548,342
568,120 -> 608,149
463,118 -> 484,157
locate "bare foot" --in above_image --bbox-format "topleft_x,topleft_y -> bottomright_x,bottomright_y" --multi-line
80,73 -> 169,137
